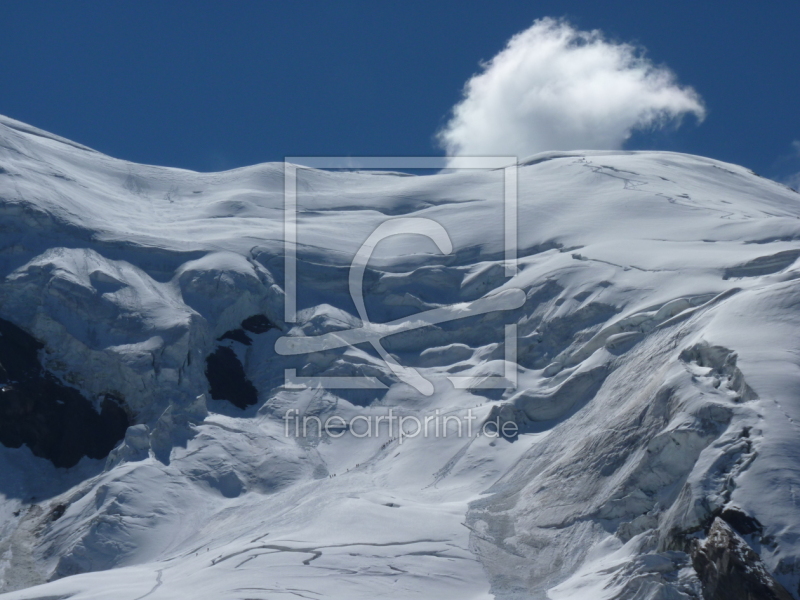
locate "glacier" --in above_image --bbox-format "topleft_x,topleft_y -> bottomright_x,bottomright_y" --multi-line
0,114 -> 799,599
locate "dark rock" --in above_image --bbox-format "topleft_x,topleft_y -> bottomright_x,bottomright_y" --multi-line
721,506 -> 764,537
217,315 -> 275,346
692,517 -> 793,600
205,346 -> 258,409
241,314 -> 274,334
217,328 -> 252,346
50,503 -> 67,521
0,317 -> 130,468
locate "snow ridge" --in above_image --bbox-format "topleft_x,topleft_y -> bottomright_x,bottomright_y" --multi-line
1,116 -> 800,599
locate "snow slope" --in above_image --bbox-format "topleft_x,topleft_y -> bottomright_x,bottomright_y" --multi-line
1,113 -> 800,599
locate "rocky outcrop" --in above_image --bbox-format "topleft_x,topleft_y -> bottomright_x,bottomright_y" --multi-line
204,314 -> 274,410
0,317 -> 129,468
205,346 -> 258,409
691,518 -> 793,600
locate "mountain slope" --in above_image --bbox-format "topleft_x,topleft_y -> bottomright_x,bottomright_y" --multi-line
1,114 -> 799,599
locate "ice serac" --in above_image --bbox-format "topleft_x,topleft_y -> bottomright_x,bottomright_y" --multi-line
1,114 -> 800,599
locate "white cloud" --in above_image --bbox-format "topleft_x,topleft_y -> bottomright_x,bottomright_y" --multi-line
438,18 -> 706,160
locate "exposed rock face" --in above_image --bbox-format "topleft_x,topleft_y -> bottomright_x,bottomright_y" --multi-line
205,315 -> 273,409
205,346 -> 258,409
218,328 -> 252,346
692,518 -> 794,600
720,506 -> 764,537
241,314 -> 274,334
216,315 -> 275,347
0,317 -> 129,468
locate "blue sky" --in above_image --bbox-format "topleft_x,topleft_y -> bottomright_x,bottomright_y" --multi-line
1,1 -> 799,185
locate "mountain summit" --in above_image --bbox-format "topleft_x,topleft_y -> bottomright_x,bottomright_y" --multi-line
1,115 -> 799,599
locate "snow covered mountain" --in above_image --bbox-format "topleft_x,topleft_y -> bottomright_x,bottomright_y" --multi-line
1,113 -> 800,599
